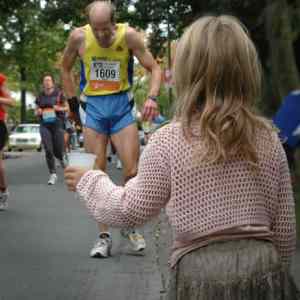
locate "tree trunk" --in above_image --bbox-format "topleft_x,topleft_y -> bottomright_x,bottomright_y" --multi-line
20,66 -> 26,123
265,0 -> 299,104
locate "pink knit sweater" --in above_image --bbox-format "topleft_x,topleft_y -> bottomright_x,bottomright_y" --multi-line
77,122 -> 296,268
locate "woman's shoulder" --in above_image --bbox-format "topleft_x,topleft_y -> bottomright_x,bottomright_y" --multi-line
256,118 -> 280,143
255,119 -> 284,159
152,120 -> 182,139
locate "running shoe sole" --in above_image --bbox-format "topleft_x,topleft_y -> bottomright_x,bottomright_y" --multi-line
90,248 -> 111,258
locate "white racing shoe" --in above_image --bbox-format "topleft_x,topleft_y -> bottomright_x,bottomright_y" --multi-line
121,228 -> 146,252
48,173 -> 57,185
116,159 -> 122,169
90,233 -> 112,258
0,190 -> 9,211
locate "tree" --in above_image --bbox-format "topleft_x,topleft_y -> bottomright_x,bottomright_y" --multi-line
0,1 -> 68,122
7,102 -> 21,125
266,0 -> 300,105
37,0 -> 300,115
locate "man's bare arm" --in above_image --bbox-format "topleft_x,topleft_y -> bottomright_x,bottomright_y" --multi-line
61,28 -> 84,98
126,27 -> 161,98
126,27 -> 161,120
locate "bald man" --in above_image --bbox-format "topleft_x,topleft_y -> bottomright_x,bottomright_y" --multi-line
61,1 -> 161,258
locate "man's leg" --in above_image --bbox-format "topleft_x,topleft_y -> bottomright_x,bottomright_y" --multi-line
111,123 -> 139,183
84,127 -> 109,170
111,123 -> 146,252
0,150 -> 9,210
84,127 -> 113,257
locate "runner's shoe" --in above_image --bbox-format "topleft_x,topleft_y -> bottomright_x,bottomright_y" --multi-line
116,159 -> 122,169
111,154 -> 117,164
48,173 -> 57,185
90,233 -> 112,258
0,190 -> 9,211
63,153 -> 69,167
121,228 -> 146,252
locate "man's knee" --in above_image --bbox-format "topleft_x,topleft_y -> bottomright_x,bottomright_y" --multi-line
94,156 -> 106,171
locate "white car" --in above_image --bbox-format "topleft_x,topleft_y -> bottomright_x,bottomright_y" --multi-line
8,123 -> 42,152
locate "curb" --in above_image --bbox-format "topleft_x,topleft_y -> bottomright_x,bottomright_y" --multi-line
3,153 -> 22,159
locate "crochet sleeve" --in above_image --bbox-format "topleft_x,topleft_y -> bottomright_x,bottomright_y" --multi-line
272,141 -> 296,267
76,129 -> 171,227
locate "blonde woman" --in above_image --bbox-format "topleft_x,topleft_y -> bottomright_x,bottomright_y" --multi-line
65,16 -> 299,299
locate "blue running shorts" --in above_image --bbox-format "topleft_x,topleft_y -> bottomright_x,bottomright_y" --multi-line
85,91 -> 135,135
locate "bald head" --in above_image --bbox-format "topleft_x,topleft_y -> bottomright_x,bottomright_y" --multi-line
86,1 -> 116,24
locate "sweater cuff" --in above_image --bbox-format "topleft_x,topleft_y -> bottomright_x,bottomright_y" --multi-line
76,170 -> 107,196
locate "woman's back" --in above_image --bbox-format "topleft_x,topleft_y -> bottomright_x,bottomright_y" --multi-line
151,122 -> 295,267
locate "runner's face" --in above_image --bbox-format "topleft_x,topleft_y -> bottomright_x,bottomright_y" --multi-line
43,76 -> 54,90
91,20 -> 114,45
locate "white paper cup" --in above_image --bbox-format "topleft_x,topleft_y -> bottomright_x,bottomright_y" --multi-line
68,152 -> 96,169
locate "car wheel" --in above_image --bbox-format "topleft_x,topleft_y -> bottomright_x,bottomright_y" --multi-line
37,145 -> 42,152
18,149 -> 23,152
7,147 -> 12,152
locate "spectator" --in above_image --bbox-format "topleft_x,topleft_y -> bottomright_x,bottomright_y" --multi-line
273,89 -> 300,175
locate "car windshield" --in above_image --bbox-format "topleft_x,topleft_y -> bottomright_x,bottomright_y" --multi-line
15,126 -> 39,133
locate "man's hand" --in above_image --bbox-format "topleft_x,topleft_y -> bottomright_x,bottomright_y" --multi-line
53,105 -> 65,112
67,96 -> 82,126
64,166 -> 88,192
67,96 -> 79,113
69,111 -> 82,127
142,98 -> 159,121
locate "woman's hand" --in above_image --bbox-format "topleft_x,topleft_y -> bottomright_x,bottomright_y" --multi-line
36,108 -> 43,116
54,105 -> 65,112
64,166 -> 89,192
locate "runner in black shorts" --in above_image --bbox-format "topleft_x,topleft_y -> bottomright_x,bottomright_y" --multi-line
0,73 -> 16,210
0,121 -> 8,151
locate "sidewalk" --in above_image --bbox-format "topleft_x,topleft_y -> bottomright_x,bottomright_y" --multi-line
154,212 -> 300,297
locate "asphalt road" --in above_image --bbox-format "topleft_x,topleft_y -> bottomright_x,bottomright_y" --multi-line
0,151 -> 299,300
0,152 -> 163,300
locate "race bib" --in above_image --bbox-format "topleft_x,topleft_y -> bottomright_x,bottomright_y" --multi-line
90,60 -> 121,91
42,108 -> 56,124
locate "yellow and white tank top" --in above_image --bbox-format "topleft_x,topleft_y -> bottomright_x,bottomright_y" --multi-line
82,23 -> 131,96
